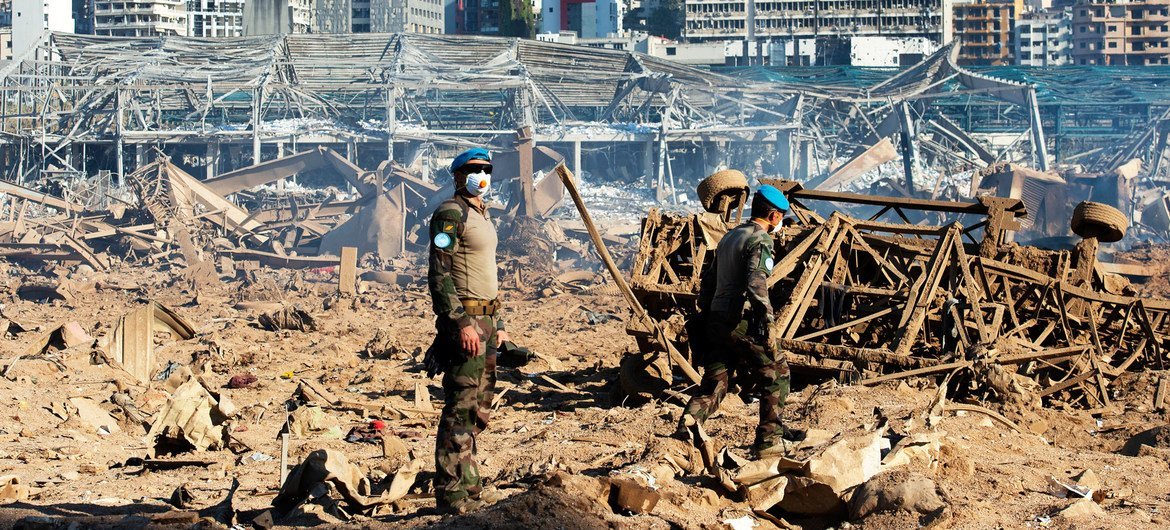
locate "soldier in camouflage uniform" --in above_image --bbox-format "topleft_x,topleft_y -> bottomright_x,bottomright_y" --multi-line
427,147 -> 511,513
681,184 -> 794,456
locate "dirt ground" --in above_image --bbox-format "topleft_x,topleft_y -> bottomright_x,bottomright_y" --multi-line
1,248 -> 1170,530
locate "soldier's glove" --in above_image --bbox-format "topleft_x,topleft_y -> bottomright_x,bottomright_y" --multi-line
423,342 -> 444,378
747,312 -> 773,346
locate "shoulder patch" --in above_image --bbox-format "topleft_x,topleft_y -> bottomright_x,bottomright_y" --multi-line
764,256 -> 775,272
433,232 -> 453,249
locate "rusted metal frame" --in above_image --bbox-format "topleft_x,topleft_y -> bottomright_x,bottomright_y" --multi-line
1052,284 -> 1076,349
982,261 -> 1020,328
769,223 -> 828,288
556,165 -> 701,385
889,205 -> 919,230
848,227 -> 910,287
775,217 -> 847,340
1135,301 -> 1165,370
951,234 -> 990,344
829,233 -> 852,285
629,209 -> 660,284
1114,302 -> 1136,346
1031,320 -> 1058,348
1109,337 -> 1149,376
775,184 -> 1024,216
794,306 -> 897,342
1052,289 -> 1104,407
997,345 -> 1092,364
1004,318 -> 1037,340
1085,301 -> 1113,407
860,360 -> 971,386
1040,370 -> 1096,398
778,339 -> 939,370
892,225 -> 958,356
852,219 -> 946,236
946,302 -> 972,351
868,205 -> 892,222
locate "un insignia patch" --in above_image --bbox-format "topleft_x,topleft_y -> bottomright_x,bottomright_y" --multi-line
433,232 -> 453,249
765,257 -> 775,272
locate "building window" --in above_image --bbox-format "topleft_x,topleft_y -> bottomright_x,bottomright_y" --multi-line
666,47 -> 676,55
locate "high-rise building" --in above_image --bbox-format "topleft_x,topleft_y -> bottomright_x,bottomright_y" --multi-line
456,0 -> 500,34
540,0 -> 621,37
73,0 -> 94,33
1071,0 -> 1170,65
93,0 -> 188,36
683,0 -> 952,43
0,0 -> 10,26
0,27 -> 11,60
317,0 -> 443,33
953,0 -> 1024,65
244,0 -> 316,34
1015,7 -> 1073,65
681,0 -> 952,65
13,0 -> 74,56
187,0 -> 244,36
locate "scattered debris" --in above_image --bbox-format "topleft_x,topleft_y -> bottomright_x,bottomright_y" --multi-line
68,397 -> 121,436
147,378 -> 232,451
259,306 -> 318,332
227,374 -> 258,389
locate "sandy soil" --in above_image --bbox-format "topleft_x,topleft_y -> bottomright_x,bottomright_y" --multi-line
0,252 -> 1169,529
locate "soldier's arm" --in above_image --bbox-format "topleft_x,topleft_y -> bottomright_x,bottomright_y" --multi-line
745,237 -> 775,319
428,205 -> 473,329
697,255 -> 717,314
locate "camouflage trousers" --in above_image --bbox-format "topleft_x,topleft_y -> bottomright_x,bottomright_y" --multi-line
433,315 -> 498,507
682,312 -> 791,452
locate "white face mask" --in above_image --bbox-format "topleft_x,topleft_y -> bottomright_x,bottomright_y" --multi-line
464,172 -> 491,197
769,213 -> 785,234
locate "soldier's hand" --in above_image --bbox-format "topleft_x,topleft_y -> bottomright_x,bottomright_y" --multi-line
496,329 -> 511,345
460,325 -> 481,357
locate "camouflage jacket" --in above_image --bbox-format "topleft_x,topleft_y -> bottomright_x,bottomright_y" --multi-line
698,221 -> 775,326
427,194 -> 506,331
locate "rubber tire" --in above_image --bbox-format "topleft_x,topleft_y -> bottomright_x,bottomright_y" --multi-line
1071,201 -> 1128,243
698,169 -> 749,214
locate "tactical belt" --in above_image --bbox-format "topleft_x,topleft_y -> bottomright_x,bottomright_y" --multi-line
461,298 -> 500,316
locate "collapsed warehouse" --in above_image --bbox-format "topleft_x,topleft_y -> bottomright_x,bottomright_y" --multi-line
3,31 -> 1170,528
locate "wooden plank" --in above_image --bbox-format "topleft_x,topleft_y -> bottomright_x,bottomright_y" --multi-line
339,246 -> 357,295
279,432 -> 290,488
556,165 -> 700,385
1156,377 -> 1169,412
892,226 -> 957,356
860,360 -> 970,386
1040,370 -> 1095,397
997,345 -> 1091,364
794,306 -> 895,342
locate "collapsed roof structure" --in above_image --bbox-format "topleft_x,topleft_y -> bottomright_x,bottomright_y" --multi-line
0,33 -> 1052,202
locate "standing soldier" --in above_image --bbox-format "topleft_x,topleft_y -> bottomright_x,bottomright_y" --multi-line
680,183 -> 796,456
427,147 -> 511,513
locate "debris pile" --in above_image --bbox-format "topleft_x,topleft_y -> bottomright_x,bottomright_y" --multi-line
622,177 -> 1169,416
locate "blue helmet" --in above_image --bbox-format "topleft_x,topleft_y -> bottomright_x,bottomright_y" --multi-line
450,147 -> 491,173
756,184 -> 790,213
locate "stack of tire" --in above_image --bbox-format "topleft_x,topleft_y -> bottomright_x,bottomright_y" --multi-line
1070,201 -> 1128,243
697,170 -> 750,214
